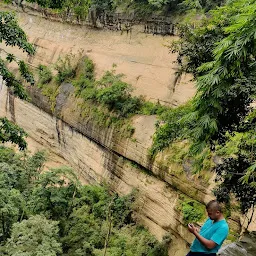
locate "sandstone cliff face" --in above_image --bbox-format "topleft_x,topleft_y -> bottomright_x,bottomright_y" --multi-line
0,5 -> 242,255
0,82 -> 241,255
0,84 -> 191,255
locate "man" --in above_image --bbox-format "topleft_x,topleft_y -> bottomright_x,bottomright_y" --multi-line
186,200 -> 229,256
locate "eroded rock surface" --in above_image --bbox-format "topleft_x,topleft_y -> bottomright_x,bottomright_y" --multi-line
0,5 -> 248,255
218,232 -> 256,256
0,82 -> 243,255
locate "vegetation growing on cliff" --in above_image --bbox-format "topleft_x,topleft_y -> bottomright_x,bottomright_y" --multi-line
178,196 -> 205,225
0,11 -> 36,149
36,53 -> 168,137
162,0 -> 256,218
0,146 -> 169,255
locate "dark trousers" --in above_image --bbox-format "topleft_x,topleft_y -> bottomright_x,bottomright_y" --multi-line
186,252 -> 216,256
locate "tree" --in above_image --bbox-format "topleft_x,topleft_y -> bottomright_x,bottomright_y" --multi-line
172,0 -> 256,154
0,149 -> 47,241
0,118 -> 27,150
179,0 -> 224,11
0,146 -> 167,255
26,0 -> 63,9
27,167 -> 79,219
0,11 -> 35,99
3,215 -> 62,256
0,187 -> 26,242
0,11 -> 35,149
171,0 -> 256,223
148,0 -> 171,8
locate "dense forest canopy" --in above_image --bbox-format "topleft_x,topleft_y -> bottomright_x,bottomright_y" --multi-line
0,146 -> 169,255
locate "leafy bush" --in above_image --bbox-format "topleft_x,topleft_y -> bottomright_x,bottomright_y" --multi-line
4,215 -> 62,256
76,57 -> 95,81
37,64 -> 53,87
180,197 -> 205,224
55,54 -> 78,84
172,0 -> 256,154
179,0 -> 223,12
140,101 -> 168,115
73,57 -> 95,95
0,118 -> 28,150
150,102 -> 193,156
96,72 -> 144,117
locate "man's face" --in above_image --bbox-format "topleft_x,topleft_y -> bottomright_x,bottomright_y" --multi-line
207,208 -> 220,221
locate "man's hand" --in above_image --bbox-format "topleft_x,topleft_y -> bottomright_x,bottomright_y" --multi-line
187,223 -> 217,250
188,223 -> 199,234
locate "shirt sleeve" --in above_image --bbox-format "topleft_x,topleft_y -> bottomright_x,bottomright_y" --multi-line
211,224 -> 229,245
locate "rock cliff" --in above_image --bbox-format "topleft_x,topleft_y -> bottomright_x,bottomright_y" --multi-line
0,5 -> 243,255
0,82 -> 241,256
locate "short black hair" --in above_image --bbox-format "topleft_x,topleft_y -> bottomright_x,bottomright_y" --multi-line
206,200 -> 222,213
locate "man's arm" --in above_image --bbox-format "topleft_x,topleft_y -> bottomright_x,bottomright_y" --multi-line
188,224 -> 217,250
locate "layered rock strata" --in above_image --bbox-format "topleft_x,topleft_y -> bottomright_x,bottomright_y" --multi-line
0,83 -> 241,255
0,5 -> 243,255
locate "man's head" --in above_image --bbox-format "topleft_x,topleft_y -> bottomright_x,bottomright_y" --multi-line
206,200 -> 223,221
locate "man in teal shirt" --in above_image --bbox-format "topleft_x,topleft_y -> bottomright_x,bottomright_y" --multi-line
186,200 -> 229,256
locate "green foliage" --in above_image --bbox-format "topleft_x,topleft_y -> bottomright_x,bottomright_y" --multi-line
139,101 -> 168,115
26,0 -> 63,9
55,54 -> 79,84
3,215 -> 62,256
166,141 -> 189,165
39,55 -> 161,135
171,21 -> 224,76
215,132 -> 243,156
149,102 -> 193,157
182,0 -> 256,153
214,114 -> 256,215
0,118 -> 27,150
0,11 -> 35,150
0,147 -> 46,242
169,0 -> 256,217
159,0 -> 256,221
0,11 -> 35,100
214,155 -> 256,214
179,0 -> 223,11
73,57 -> 95,95
37,64 -> 53,87
0,188 -> 25,241
26,0 -> 114,21
27,167 -> 78,219
0,146 -> 168,255
179,196 -> 205,224
41,82 -> 60,112
90,0 -> 114,13
147,0 -> 170,8
67,0 -> 91,21
95,71 -> 143,117
94,226 -> 170,256
79,57 -> 95,81
17,0 -> 223,22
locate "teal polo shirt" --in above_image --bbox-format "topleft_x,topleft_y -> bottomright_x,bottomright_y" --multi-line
190,218 -> 229,254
